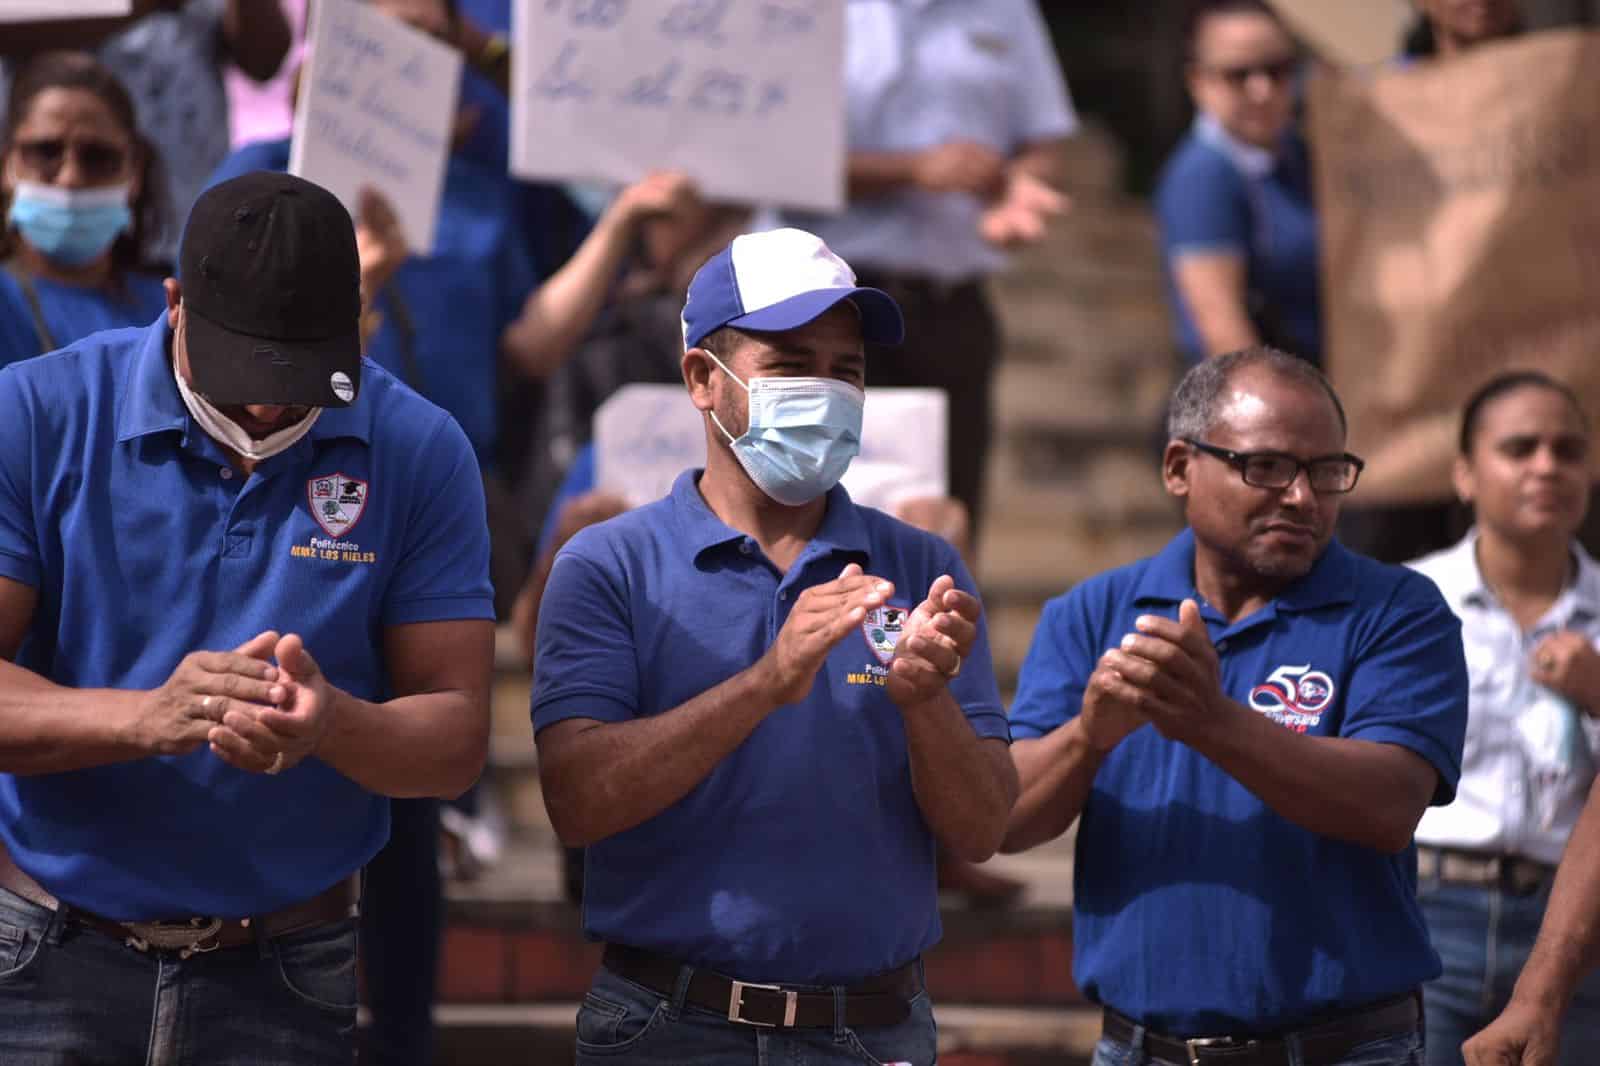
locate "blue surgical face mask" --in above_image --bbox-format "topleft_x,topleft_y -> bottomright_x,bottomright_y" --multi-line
7,180 -> 133,266
705,349 -> 864,506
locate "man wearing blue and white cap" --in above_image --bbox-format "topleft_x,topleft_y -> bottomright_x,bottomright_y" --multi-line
532,227 -> 1017,1065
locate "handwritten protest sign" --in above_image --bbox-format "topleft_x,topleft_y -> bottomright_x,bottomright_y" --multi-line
0,0 -> 129,17
510,0 -> 846,212
594,385 -> 947,508
290,0 -> 461,253
1311,30 -> 1600,504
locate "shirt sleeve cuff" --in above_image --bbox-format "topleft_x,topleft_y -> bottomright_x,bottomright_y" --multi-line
965,707 -> 1011,743
1344,722 -> 1461,807
0,550 -> 39,589
383,595 -> 496,626
533,690 -> 637,733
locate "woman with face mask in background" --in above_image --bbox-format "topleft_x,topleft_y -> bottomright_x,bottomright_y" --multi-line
0,51 -> 167,368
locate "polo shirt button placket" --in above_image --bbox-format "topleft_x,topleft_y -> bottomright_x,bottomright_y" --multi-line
219,467 -> 233,480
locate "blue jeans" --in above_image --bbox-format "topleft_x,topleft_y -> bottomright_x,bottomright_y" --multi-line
1420,875 -> 1600,1066
574,961 -> 939,1065
0,884 -> 358,1065
1091,1026 -> 1422,1066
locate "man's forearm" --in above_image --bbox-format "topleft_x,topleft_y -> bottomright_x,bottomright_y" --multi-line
901,692 -> 1017,861
846,151 -> 925,201
1187,700 -> 1433,853
1507,775 -> 1600,1010
0,659 -> 146,774
537,663 -> 782,846
316,688 -> 488,799
1001,720 -> 1105,853
223,0 -> 293,82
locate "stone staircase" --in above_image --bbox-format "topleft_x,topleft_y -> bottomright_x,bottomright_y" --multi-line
978,121 -> 1182,691
419,121 -> 1179,1064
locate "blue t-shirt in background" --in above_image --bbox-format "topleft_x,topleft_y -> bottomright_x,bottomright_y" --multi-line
1155,114 -> 1322,363
208,138 -> 539,468
0,270 -> 168,369
0,316 -> 493,919
1009,529 -> 1467,1035
532,471 -> 1009,984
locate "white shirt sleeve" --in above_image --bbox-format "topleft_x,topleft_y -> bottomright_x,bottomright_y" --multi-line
1008,0 -> 1079,146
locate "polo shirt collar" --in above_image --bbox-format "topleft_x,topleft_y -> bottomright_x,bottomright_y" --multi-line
115,315 -> 189,443
1195,112 -> 1278,180
671,470 -> 871,564
115,315 -> 373,447
1132,527 -> 1358,613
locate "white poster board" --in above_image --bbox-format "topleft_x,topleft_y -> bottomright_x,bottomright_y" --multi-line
594,385 -> 947,509
510,0 -> 846,212
0,0 -> 129,17
290,0 -> 461,253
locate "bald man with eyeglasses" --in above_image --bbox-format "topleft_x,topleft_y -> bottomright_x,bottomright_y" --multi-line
1002,347 -> 1470,1066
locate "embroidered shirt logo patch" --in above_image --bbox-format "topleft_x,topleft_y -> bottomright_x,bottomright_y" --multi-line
861,605 -> 908,664
307,473 -> 369,537
1249,663 -> 1336,729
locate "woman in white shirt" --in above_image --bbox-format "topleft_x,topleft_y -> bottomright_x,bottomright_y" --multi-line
1409,370 -> 1600,1066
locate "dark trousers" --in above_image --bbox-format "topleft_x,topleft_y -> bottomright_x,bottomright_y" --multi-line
360,798 -> 441,1066
854,272 -> 1001,539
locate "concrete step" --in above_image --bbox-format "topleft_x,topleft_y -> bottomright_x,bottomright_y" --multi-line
418,1003 -> 1101,1066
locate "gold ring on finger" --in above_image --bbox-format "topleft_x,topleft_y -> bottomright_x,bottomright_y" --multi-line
265,752 -> 285,776
947,654 -> 962,679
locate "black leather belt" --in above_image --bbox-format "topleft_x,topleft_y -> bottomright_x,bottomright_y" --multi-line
602,943 -> 918,1029
0,839 -> 357,958
1418,846 -> 1554,896
1103,993 -> 1419,1066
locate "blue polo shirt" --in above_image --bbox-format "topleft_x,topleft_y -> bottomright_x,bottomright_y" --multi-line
531,470 -> 1009,984
1009,529 -> 1467,1035
0,269 -> 167,368
1155,114 -> 1322,363
0,316 -> 493,920
208,139 -> 538,467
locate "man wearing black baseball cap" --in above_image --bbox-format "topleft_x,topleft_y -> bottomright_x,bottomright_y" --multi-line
0,170 -> 494,1063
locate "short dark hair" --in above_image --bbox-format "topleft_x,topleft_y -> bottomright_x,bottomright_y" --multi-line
1458,370 -> 1588,455
1184,0 -> 1284,55
1167,346 -> 1347,442
0,51 -> 167,275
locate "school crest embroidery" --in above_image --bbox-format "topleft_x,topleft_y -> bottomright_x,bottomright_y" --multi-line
862,605 -> 909,664
307,473 -> 369,537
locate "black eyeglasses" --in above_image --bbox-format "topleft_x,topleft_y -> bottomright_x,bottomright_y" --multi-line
1201,57 -> 1299,89
11,138 -> 130,183
1184,439 -> 1365,494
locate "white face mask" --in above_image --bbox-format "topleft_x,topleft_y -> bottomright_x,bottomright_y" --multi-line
172,360 -> 321,461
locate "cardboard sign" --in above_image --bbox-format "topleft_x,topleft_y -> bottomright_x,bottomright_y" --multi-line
1265,0 -> 1411,68
290,0 -> 461,253
509,0 -> 845,212
0,0 -> 130,18
1311,30 -> 1600,504
593,385 -> 947,509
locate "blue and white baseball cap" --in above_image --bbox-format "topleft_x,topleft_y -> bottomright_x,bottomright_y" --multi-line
681,228 -> 905,350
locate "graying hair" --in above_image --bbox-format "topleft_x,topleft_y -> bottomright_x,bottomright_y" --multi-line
1165,347 -> 1348,442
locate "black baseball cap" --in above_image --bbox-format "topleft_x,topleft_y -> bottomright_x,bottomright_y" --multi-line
178,171 -> 362,408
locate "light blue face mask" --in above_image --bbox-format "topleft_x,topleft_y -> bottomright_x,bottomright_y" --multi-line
7,180 -> 133,266
705,350 -> 865,506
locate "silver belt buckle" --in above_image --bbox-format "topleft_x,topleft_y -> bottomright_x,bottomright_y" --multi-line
727,979 -> 798,1027
1186,1036 -> 1251,1066
122,917 -> 224,958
